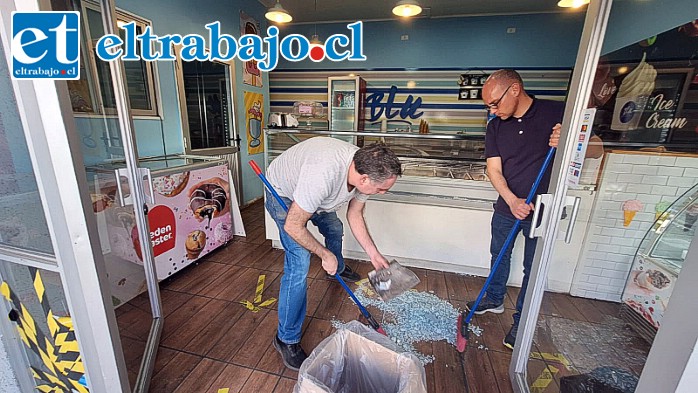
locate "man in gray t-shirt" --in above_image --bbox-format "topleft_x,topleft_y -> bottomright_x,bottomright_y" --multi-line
265,137 -> 401,371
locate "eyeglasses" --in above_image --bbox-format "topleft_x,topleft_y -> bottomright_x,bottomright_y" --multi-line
485,84 -> 514,110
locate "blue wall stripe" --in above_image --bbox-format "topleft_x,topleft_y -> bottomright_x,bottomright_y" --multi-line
269,68 -> 572,132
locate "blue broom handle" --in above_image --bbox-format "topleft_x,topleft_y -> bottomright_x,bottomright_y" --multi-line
250,160 -> 288,212
248,160 -> 377,324
465,147 -> 556,324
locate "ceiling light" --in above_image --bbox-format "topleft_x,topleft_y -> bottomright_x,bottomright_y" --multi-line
265,1 -> 293,23
310,34 -> 321,45
392,0 -> 423,18
557,0 -> 590,8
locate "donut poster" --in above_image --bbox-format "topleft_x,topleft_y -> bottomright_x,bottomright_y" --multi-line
101,164 -> 241,290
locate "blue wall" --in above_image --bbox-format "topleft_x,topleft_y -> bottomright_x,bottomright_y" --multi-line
106,0 -> 268,204
275,12 -> 586,70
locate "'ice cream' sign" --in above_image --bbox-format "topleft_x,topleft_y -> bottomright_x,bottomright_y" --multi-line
645,94 -> 688,129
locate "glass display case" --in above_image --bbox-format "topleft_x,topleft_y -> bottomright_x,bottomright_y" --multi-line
264,129 -> 495,210
621,183 -> 698,342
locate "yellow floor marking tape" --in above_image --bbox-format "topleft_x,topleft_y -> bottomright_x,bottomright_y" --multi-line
257,298 -> 277,308
531,365 -> 559,393
241,275 -> 277,312
254,275 -> 265,304
218,389 -> 230,393
530,352 -> 573,371
240,300 -> 261,313
355,278 -> 375,297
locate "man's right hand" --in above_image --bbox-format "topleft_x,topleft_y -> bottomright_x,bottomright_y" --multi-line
508,198 -> 534,220
320,250 -> 339,275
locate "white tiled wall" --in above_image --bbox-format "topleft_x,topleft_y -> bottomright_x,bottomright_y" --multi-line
570,153 -> 698,301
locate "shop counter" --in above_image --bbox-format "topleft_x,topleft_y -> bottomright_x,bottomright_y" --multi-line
263,129 -> 598,293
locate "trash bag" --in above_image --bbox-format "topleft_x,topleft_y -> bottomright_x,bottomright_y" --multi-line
295,320 -> 427,393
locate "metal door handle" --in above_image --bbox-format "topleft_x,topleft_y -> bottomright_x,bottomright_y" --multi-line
140,168 -> 155,205
564,196 -> 582,244
114,168 -> 128,206
529,194 -> 553,239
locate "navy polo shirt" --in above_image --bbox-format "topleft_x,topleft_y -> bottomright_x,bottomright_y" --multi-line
485,99 -> 565,220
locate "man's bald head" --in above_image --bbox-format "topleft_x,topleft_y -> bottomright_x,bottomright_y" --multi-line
484,69 -> 524,90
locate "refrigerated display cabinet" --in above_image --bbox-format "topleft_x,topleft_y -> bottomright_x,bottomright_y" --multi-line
327,76 -> 366,138
621,183 -> 698,343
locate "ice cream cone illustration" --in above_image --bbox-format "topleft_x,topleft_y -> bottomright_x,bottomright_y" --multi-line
654,201 -> 671,221
622,199 -> 644,227
185,230 -> 207,259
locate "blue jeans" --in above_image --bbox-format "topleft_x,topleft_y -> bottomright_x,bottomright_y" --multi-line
265,190 -> 346,344
486,212 -> 538,327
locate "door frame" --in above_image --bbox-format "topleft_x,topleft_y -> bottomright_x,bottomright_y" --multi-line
508,0 -> 614,390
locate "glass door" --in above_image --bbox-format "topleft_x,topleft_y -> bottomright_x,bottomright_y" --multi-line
328,77 -> 362,146
75,1 -> 164,392
508,0 -> 618,390
512,1 -> 698,392
0,0 -> 136,391
175,56 -> 244,207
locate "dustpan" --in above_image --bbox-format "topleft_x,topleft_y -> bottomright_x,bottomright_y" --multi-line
368,260 -> 420,302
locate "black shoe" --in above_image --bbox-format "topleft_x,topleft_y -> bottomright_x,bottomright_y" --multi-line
273,335 -> 308,371
465,297 -> 504,315
326,265 -> 361,283
503,323 -> 518,350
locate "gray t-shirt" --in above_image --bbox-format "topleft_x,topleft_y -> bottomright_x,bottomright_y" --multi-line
267,137 -> 369,213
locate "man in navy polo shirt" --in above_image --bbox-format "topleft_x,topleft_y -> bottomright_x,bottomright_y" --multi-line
466,69 -> 562,350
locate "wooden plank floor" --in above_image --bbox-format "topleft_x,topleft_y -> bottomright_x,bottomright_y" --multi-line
116,200 -> 650,392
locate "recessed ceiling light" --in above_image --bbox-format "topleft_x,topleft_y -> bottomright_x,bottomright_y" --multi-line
392,0 -> 423,18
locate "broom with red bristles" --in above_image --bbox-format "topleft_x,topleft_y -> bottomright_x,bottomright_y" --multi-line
456,147 -> 556,352
249,160 -> 387,336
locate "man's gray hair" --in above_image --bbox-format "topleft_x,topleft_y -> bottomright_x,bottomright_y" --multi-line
353,143 -> 402,182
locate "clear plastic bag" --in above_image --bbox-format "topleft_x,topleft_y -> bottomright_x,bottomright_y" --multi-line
295,321 -> 427,393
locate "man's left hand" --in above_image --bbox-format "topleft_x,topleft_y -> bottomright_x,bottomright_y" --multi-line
549,123 -> 561,148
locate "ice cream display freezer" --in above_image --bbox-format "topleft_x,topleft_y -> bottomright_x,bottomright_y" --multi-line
621,183 -> 698,343
87,155 -> 245,306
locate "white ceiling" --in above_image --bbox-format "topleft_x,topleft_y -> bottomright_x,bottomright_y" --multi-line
257,0 -> 585,24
